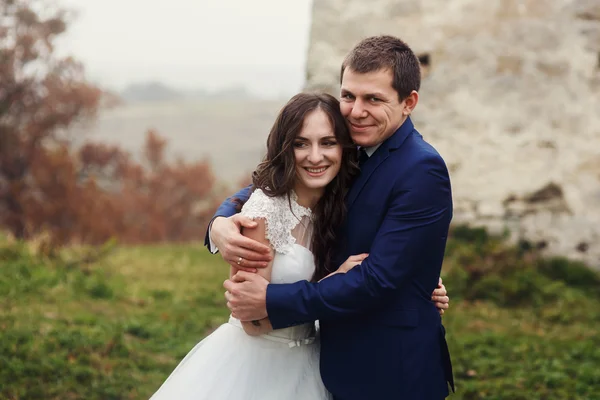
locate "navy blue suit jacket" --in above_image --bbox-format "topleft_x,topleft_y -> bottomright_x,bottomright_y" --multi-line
206,118 -> 454,399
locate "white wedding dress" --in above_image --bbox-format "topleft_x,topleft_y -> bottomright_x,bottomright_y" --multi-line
150,189 -> 332,400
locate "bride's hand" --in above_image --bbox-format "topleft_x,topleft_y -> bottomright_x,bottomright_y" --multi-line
319,253 -> 368,281
339,253 -> 369,273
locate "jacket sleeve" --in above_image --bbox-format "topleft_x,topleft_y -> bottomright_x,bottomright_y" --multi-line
203,184 -> 252,251
266,155 -> 452,328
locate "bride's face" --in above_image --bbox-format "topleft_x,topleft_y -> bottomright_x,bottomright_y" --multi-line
293,109 -> 343,195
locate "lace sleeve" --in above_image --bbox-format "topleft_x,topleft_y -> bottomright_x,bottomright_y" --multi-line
240,189 -> 311,254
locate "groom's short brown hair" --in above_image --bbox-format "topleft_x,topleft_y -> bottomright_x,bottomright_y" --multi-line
340,35 -> 421,101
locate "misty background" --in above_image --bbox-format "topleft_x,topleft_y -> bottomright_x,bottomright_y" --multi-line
57,0 -> 313,97
58,0 -> 315,184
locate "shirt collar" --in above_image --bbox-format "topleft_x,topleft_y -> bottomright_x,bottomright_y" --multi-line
363,143 -> 382,157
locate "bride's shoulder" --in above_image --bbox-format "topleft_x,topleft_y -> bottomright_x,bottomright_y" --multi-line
242,189 -> 310,218
241,188 -> 279,216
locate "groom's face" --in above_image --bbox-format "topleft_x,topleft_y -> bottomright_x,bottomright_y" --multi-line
339,68 -> 407,148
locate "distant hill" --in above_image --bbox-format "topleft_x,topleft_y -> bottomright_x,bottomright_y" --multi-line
70,98 -> 286,184
120,82 -> 184,103
119,82 -> 254,103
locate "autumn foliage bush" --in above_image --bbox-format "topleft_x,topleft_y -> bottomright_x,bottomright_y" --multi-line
0,0 -> 219,248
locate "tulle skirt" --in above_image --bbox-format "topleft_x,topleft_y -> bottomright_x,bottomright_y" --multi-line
150,317 -> 331,400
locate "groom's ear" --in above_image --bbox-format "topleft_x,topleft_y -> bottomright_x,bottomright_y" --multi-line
402,90 -> 419,116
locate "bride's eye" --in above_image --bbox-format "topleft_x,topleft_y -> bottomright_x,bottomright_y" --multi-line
293,142 -> 307,148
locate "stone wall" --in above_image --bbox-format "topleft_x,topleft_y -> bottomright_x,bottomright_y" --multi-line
305,0 -> 600,268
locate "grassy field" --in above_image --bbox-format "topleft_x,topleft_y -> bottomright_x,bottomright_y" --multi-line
1,228 -> 599,399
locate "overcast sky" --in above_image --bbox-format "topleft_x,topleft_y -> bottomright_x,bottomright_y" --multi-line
56,0 -> 314,97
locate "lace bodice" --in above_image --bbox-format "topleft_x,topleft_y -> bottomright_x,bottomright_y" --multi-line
241,188 -> 313,255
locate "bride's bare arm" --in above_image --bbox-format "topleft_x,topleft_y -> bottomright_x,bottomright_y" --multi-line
318,253 -> 369,282
229,218 -> 275,336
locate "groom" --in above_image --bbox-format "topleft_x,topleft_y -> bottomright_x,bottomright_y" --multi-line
208,35 -> 454,399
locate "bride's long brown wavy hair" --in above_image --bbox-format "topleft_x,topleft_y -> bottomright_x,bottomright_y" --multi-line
241,92 -> 358,281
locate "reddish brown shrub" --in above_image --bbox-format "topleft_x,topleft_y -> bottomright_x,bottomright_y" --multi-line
0,1 -> 220,247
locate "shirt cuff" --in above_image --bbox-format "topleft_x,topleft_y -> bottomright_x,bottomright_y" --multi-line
208,222 -> 219,254
209,236 -> 219,254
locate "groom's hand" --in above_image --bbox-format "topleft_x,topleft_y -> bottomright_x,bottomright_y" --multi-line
211,215 -> 272,271
223,271 -> 269,321
432,277 -> 449,316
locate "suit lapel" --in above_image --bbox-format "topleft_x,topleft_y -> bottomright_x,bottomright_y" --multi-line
346,145 -> 389,210
345,117 -> 415,210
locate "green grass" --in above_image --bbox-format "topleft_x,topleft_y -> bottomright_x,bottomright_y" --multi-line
1,227 -> 599,399
442,226 -> 600,399
1,241 -> 229,399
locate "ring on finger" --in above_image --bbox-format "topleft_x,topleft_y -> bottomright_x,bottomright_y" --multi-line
237,256 -> 243,265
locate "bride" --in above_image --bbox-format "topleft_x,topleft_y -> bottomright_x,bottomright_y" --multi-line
149,92 -> 449,399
